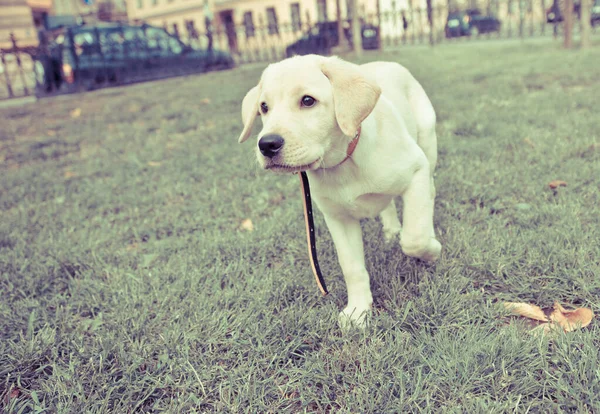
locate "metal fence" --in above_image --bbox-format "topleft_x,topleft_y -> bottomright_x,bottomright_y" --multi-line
1,2 -> 597,101
199,1 -> 597,64
0,34 -> 39,100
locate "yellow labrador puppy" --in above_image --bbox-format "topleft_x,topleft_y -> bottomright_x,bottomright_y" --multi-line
238,55 -> 441,327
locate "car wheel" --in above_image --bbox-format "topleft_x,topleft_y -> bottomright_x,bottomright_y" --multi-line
470,26 -> 479,37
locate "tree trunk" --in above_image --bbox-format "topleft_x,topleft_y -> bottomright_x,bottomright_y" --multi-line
376,0 -> 382,50
349,0 -> 362,56
563,0 -> 574,48
336,0 -> 349,49
580,0 -> 592,47
427,0 -> 434,45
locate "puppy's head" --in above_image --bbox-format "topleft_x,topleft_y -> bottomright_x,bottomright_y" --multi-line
238,55 -> 381,173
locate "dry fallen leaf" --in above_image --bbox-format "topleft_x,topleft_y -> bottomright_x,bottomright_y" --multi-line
4,387 -> 20,404
147,161 -> 162,167
70,108 -> 82,118
549,302 -> 594,332
523,137 -> 535,148
504,301 -> 594,334
64,170 -> 76,179
548,180 -> 567,189
200,98 -> 211,104
504,302 -> 548,322
240,218 -> 254,231
9,388 -> 20,399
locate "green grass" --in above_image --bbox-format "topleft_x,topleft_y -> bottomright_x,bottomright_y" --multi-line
1,38 -> 600,412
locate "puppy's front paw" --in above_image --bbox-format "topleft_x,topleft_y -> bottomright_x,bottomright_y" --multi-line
401,236 -> 442,262
383,226 -> 402,243
338,305 -> 372,330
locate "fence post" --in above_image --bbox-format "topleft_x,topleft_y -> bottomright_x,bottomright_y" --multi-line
409,2 -> 416,44
11,34 -> 30,96
1,50 -> 14,98
259,14 -> 267,62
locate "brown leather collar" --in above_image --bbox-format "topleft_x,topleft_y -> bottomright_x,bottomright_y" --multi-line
334,126 -> 361,168
346,126 -> 361,158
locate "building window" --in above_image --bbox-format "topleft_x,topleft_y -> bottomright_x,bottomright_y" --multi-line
243,11 -> 255,37
137,0 -> 143,8
266,7 -> 279,35
317,0 -> 327,22
291,3 -> 301,31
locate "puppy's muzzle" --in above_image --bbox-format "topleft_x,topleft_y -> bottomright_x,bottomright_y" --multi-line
258,134 -> 284,158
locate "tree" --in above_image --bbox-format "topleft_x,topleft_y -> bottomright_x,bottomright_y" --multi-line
580,0 -> 592,47
563,0 -> 574,48
348,0 -> 362,56
336,0 -> 349,50
426,0 -> 434,45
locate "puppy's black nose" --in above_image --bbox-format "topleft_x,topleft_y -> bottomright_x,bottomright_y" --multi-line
258,134 -> 284,158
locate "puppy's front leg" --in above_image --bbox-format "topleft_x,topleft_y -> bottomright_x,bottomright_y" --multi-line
322,214 -> 373,328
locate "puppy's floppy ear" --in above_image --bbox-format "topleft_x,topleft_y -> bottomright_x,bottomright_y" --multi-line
321,57 -> 381,137
238,84 -> 261,143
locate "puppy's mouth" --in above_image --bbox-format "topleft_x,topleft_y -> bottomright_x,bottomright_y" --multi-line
264,159 -> 320,173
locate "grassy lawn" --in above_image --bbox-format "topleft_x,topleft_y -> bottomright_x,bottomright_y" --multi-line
1,39 -> 600,412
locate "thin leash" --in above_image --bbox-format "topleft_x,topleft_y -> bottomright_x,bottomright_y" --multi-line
297,126 -> 361,296
299,171 -> 328,295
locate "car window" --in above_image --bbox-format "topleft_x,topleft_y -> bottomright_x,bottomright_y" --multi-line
146,27 -> 184,54
146,28 -> 171,51
100,30 -> 127,57
73,31 -> 100,55
123,27 -> 147,56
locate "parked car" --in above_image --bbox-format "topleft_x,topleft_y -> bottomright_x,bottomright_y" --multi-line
285,20 -> 380,57
34,22 -> 235,95
594,0 -> 600,25
546,0 -> 581,23
445,9 -> 501,38
547,0 -> 600,25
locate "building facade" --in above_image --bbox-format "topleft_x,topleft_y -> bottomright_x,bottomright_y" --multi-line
126,0 -> 377,51
1,0 -> 51,47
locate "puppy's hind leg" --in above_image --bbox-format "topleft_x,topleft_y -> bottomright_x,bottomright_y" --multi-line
380,199 -> 402,243
400,165 -> 441,262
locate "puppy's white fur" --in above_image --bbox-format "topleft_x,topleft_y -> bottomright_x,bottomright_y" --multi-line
239,55 -> 441,327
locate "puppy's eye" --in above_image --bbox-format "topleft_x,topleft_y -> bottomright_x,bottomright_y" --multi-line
260,102 -> 269,114
301,95 -> 316,108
